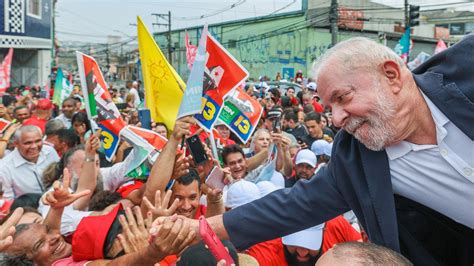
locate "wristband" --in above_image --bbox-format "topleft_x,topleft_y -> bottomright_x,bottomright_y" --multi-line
84,156 -> 95,163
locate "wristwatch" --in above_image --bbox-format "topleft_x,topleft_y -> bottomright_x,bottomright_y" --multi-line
84,156 -> 95,163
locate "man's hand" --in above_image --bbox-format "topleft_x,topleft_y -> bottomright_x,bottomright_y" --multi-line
43,168 -> 91,209
171,116 -> 195,142
2,123 -> 21,140
172,154 -> 191,179
148,215 -> 196,257
201,184 -> 223,203
0,207 -> 24,251
143,190 -> 180,219
118,206 -> 151,254
85,130 -> 101,157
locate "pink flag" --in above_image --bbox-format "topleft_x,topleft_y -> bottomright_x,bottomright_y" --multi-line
0,48 -> 14,93
434,39 -> 447,54
185,31 -> 198,70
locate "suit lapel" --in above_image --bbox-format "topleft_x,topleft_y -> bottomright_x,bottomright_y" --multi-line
414,71 -> 474,140
359,143 -> 400,250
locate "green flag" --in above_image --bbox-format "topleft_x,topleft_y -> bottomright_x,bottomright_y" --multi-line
52,68 -> 73,106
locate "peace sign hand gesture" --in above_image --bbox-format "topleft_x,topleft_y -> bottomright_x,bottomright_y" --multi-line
43,168 -> 91,209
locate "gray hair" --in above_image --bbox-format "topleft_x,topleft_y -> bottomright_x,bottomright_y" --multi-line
45,119 -> 66,136
312,37 -> 405,80
250,128 -> 271,153
13,125 -> 42,142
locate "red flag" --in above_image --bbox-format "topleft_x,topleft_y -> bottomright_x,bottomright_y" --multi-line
0,118 -> 11,133
0,48 -> 14,93
128,125 -> 167,151
434,39 -> 447,54
195,33 -> 249,131
185,31 -> 198,70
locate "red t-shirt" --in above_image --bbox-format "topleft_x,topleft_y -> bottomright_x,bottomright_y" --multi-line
246,238 -> 288,266
312,100 -> 324,113
322,216 -> 362,253
23,115 -> 47,133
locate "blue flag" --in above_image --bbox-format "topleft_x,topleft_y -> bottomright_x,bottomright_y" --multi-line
394,27 -> 410,63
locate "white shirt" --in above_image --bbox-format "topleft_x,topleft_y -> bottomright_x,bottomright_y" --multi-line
386,94 -> 474,228
55,113 -> 72,128
129,88 -> 141,108
0,145 -> 60,199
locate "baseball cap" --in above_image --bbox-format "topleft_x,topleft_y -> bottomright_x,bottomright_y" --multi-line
72,203 -> 123,261
311,139 -> 332,156
307,82 -> 317,91
226,179 -> 260,209
256,181 -> 279,198
295,149 -> 317,168
282,224 -> 325,250
36,99 -> 54,110
266,107 -> 282,120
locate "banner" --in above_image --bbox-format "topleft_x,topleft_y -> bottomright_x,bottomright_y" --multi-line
219,88 -> 263,143
177,25 -> 208,118
76,51 -> 127,161
0,118 -> 11,133
52,68 -> 74,106
394,27 -> 411,63
0,48 -> 13,93
194,33 -> 249,132
137,16 -> 185,131
185,31 -> 198,70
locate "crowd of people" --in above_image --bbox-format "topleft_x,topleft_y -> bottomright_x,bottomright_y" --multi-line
0,34 -> 472,266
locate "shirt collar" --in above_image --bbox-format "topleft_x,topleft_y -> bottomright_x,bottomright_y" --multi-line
12,147 -> 49,167
386,91 -> 449,161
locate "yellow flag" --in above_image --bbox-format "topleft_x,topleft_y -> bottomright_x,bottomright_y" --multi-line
137,16 -> 185,130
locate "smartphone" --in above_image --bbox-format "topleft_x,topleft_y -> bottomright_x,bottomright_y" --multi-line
199,216 -> 235,265
272,118 -> 281,133
205,166 -> 225,190
186,135 -> 208,165
138,109 -> 151,130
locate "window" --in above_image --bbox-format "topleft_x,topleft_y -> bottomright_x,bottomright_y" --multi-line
27,0 -> 42,19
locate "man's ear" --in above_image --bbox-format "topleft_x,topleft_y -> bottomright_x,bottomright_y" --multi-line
381,60 -> 403,94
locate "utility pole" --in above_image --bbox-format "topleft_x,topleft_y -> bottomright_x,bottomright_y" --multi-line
329,0 -> 338,47
152,12 -> 172,64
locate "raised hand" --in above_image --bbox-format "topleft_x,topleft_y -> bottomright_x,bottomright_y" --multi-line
0,207 -> 24,251
118,206 -> 151,254
43,168 -> 91,209
172,153 -> 191,179
143,190 -> 180,219
171,116 -> 195,142
85,129 -> 101,157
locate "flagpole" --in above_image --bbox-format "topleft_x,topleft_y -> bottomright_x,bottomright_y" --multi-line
209,127 -> 219,161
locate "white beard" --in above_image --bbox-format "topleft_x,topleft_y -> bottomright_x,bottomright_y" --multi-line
344,83 -> 397,151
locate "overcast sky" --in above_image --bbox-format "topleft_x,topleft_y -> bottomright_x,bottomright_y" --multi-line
55,0 -> 472,43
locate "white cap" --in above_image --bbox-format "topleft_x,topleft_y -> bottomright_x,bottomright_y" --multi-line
256,181 -> 279,198
295,149 -> 317,168
307,82 -> 317,91
282,224 -> 325,250
225,180 -> 260,209
311,140 -> 332,156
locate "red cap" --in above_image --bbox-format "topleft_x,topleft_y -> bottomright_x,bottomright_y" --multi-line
72,203 -> 122,261
116,180 -> 144,198
36,99 -> 53,110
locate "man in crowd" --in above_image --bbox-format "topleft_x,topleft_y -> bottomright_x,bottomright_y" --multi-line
183,36 -> 474,265
43,119 -> 66,153
300,111 -> 325,148
12,105 -> 30,123
285,149 -> 317,187
0,125 -> 59,198
55,98 -> 77,128
282,219 -> 363,266
282,110 -> 308,140
22,99 -> 54,134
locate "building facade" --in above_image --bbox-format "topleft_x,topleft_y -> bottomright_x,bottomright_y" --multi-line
0,0 -> 53,87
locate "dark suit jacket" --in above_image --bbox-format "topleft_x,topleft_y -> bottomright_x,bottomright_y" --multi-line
223,34 -> 474,252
